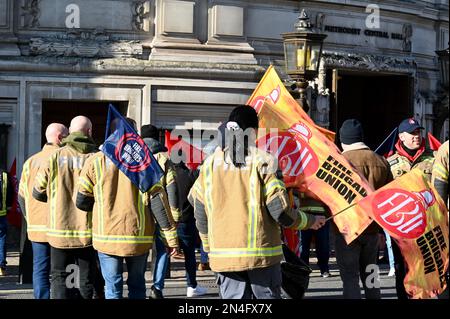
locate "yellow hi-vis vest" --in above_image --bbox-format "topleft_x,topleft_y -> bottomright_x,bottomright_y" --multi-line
19,144 -> 60,242
189,147 -> 311,272
77,153 -> 178,257
0,171 -> 7,217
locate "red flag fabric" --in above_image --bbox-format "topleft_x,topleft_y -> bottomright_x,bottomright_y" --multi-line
427,132 -> 442,151
164,130 -> 206,171
7,158 -> 22,228
283,228 -> 300,257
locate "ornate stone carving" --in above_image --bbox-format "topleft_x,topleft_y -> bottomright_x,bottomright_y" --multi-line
29,29 -> 143,58
322,51 -> 417,74
315,12 -> 326,32
402,24 -> 413,52
132,0 -> 151,31
21,0 -> 40,29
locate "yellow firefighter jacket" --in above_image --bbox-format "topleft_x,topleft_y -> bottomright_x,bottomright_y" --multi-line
155,152 -> 181,222
32,133 -> 97,249
388,149 -> 434,181
76,153 -> 178,257
432,140 -> 449,205
188,146 -> 315,273
19,144 -> 60,242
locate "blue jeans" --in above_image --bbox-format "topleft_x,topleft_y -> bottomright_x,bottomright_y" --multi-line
152,226 -> 169,291
0,216 -> 7,268
300,222 -> 330,274
31,242 -> 51,299
98,252 -> 148,299
200,243 -> 209,264
177,221 -> 198,288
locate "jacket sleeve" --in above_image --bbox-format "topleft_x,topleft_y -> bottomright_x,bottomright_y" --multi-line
149,183 -> 178,248
18,161 -> 30,218
260,160 -> 315,231
432,145 -> 449,206
32,156 -> 51,203
188,170 -> 209,252
76,158 -> 96,212
165,160 -> 181,223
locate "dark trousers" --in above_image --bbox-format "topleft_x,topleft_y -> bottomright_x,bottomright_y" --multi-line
300,222 -> 330,274
50,246 -> 96,299
217,263 -> 282,299
334,231 -> 381,299
392,240 -> 409,299
177,220 -> 198,288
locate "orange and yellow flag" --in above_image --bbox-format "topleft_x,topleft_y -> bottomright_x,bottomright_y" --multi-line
250,66 -> 372,244
358,168 -> 449,298
256,99 -> 374,244
247,65 -> 335,142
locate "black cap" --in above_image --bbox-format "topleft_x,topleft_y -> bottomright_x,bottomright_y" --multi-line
339,119 -> 364,145
140,124 -> 159,139
398,118 -> 424,134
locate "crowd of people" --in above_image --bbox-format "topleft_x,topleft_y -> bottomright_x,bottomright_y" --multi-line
0,105 -> 448,299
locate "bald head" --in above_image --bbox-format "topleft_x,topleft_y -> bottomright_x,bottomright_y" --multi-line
69,116 -> 93,137
45,123 -> 68,145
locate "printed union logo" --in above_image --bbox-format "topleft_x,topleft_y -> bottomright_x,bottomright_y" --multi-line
258,131 -> 319,185
250,85 -> 281,113
371,188 -> 434,239
115,133 -> 151,172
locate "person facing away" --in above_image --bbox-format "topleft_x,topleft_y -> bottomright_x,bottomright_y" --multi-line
140,124 -> 180,299
32,115 -> 98,299
171,156 -> 208,297
76,117 -> 179,299
335,119 -> 393,299
387,117 -> 435,299
188,105 -> 325,299
18,123 -> 68,298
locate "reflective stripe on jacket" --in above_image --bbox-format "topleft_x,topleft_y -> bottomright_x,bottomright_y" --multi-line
32,145 -> 95,248
76,153 -> 178,257
0,171 -> 7,217
189,146 -> 314,272
19,144 -> 60,242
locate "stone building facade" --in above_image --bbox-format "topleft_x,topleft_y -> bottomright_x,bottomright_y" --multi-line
0,0 -> 448,172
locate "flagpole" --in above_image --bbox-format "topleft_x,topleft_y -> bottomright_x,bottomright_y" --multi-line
375,127 -> 398,154
324,203 -> 358,222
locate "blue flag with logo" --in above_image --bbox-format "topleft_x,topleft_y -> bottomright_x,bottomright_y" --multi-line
102,104 -> 163,193
375,127 -> 398,158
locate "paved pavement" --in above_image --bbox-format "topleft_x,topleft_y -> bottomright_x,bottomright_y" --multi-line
0,248 -> 398,299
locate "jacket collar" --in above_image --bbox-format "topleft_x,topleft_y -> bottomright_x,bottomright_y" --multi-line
341,142 -> 370,153
394,139 -> 425,163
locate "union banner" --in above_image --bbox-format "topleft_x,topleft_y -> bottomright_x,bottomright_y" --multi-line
358,168 -> 449,298
256,99 -> 374,244
247,65 -> 335,142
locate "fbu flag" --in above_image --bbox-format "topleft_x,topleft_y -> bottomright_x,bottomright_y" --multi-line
102,104 -> 164,193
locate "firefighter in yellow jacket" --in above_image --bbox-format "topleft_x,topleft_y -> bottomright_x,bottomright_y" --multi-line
432,140 -> 449,299
76,118 -> 179,299
18,123 -> 68,299
387,117 -> 435,300
432,140 -> 449,208
188,105 -> 325,299
0,166 -> 13,276
33,116 -> 98,299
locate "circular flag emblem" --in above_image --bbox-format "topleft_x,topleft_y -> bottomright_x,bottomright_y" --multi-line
115,133 -> 152,172
257,132 -> 319,186
370,188 -> 428,239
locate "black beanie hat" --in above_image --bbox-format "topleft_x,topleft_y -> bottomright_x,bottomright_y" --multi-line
141,124 -> 159,139
228,105 -> 259,130
339,119 -> 364,145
